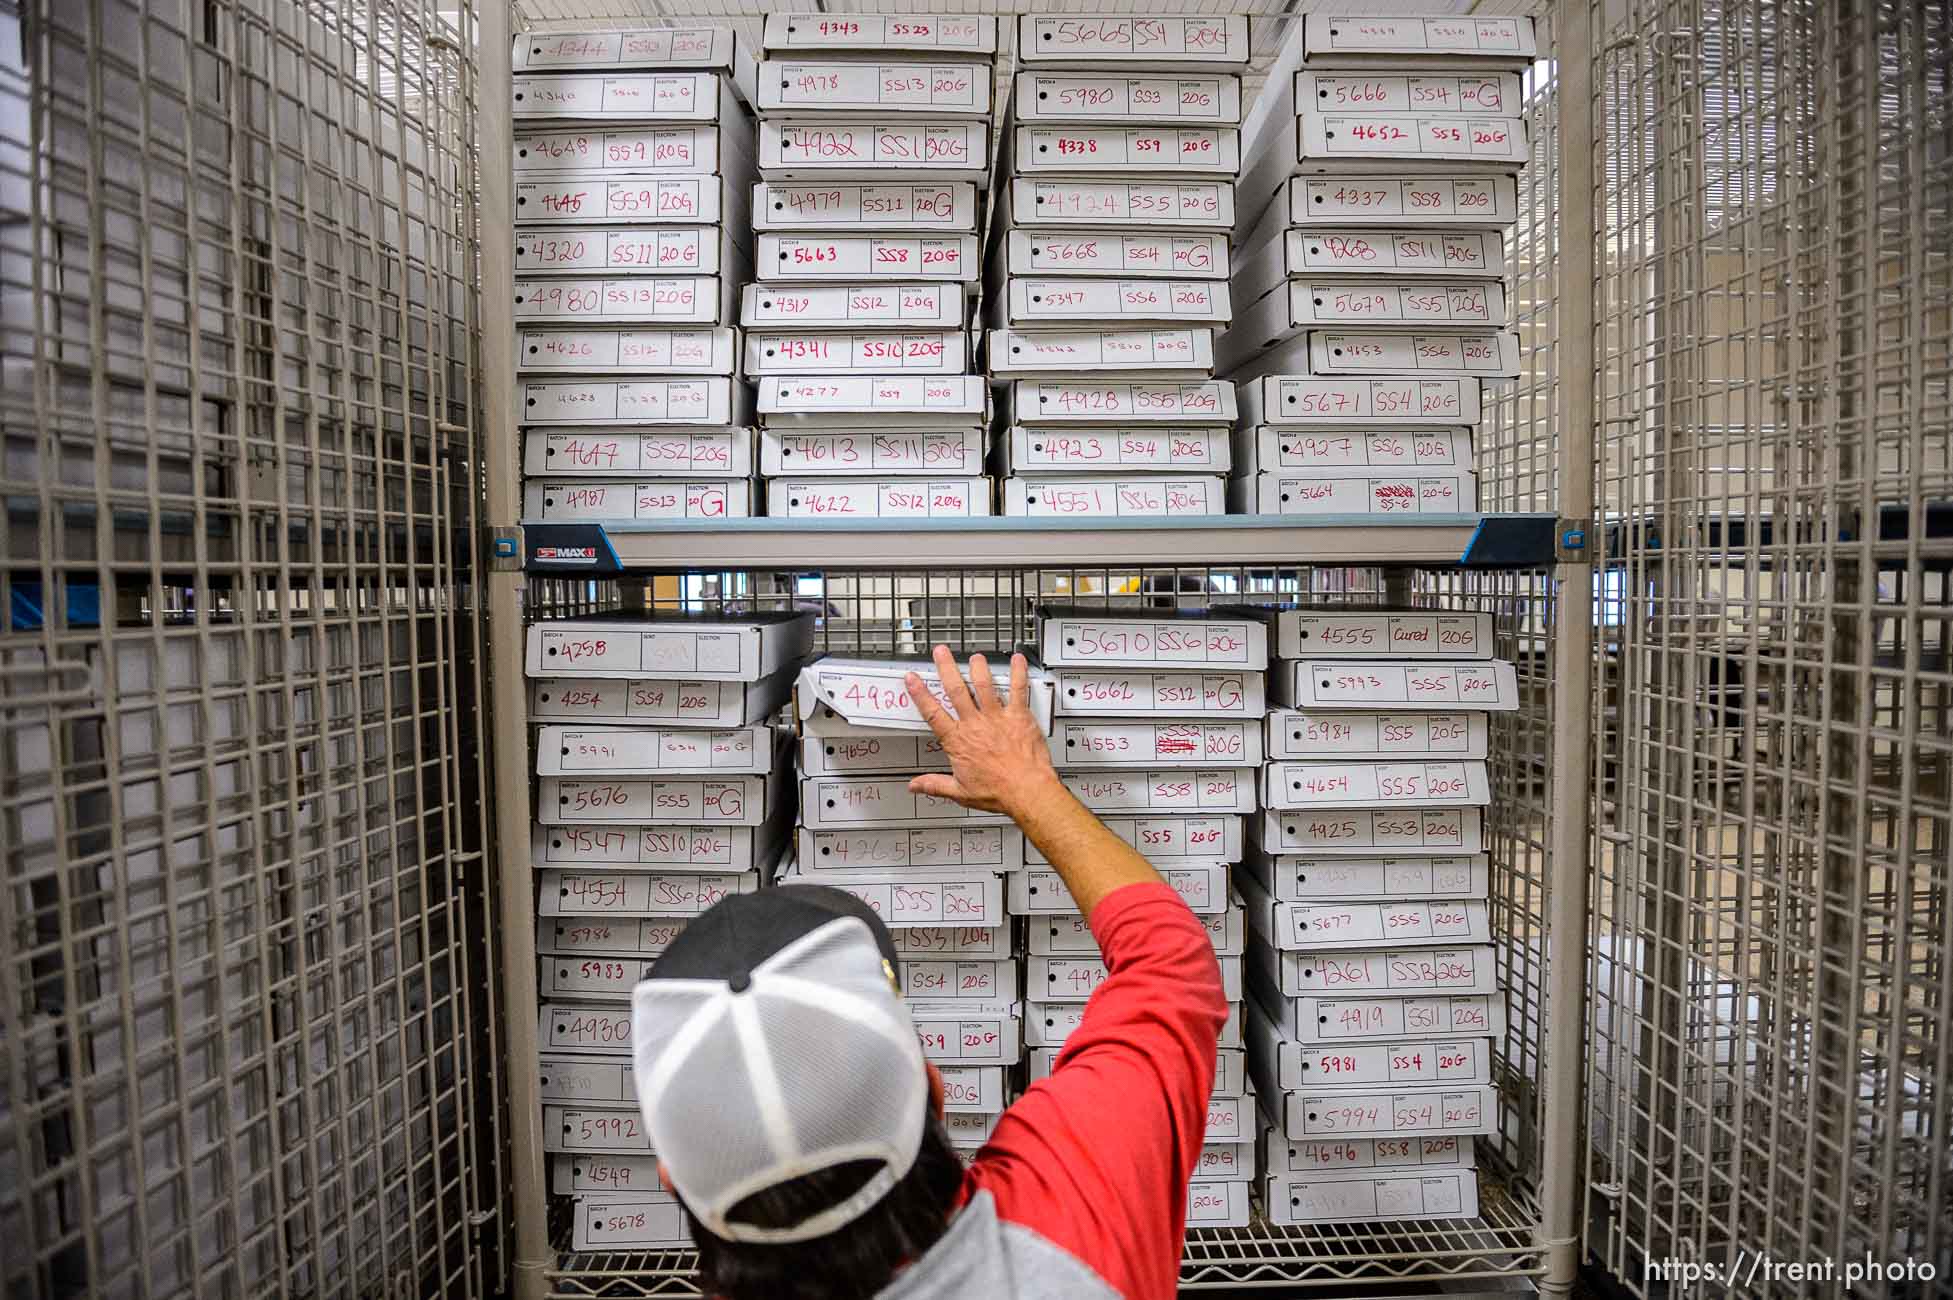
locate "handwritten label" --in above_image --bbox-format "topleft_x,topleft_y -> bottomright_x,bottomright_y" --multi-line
1013,231 -> 1225,277
569,1197 -> 687,1249
767,15 -> 994,52
994,331 -> 1211,377
761,375 -> 984,415
1299,72 -> 1520,116
1012,277 -> 1227,322
517,326 -> 730,372
541,957 -> 656,998
746,330 -> 966,375
535,824 -> 750,868
763,122 -> 987,172
1293,1086 -> 1496,1138
1295,175 -> 1516,225
529,625 -> 753,678
1018,864 -> 1226,915
516,29 -> 729,70
1287,230 -> 1502,276
1015,381 -> 1233,421
1295,995 -> 1501,1043
1018,180 -> 1231,228
1253,376 -> 1480,425
1053,721 -> 1255,767
515,229 -> 722,274
808,823 -> 1015,866
1248,427 -> 1471,471
527,480 -> 744,522
536,726 -> 766,775
1045,618 -> 1259,667
1285,946 -> 1497,995
758,234 -> 977,282
538,870 -> 749,917
1059,768 -> 1254,813
1022,75 -> 1236,122
757,183 -> 972,230
540,777 -> 768,826
1249,470 -> 1476,515
761,62 -> 986,112
544,1105 -> 651,1151
1025,814 -> 1239,864
543,1008 -> 636,1053
1291,281 -> 1500,326
528,678 -> 747,725
1294,1039 -> 1492,1086
542,917 -> 688,956
1011,478 -> 1222,518
803,777 -> 1012,827
817,876 -> 1003,927
1286,661 -> 1516,709
1264,760 -> 1489,809
902,960 -> 1016,1003
514,128 -> 711,175
513,276 -> 712,322
1263,855 -> 1488,902
523,379 -> 727,425
1268,710 -> 1488,761
764,430 -> 981,475
1019,127 -> 1238,173
1308,16 -> 1533,56
800,734 -> 952,775
1312,331 -> 1515,376
1023,17 -> 1247,62
911,1011 -> 1016,1063
1283,901 -> 1490,949
743,282 -> 956,327
1054,669 -> 1255,714
1267,1135 -> 1472,1173
890,924 -> 1011,956
512,73 -> 711,120
1271,1170 -> 1478,1224
1263,807 -> 1483,854
769,479 -> 988,519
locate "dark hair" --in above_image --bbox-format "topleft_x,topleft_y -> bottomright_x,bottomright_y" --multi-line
685,1112 -> 964,1300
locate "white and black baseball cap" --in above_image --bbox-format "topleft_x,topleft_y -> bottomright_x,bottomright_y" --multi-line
632,885 -> 929,1244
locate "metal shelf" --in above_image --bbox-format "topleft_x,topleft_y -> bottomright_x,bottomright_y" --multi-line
522,513 -> 1559,573
542,1182 -> 1545,1297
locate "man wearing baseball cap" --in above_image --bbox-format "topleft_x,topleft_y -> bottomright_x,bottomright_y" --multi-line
632,647 -> 1229,1299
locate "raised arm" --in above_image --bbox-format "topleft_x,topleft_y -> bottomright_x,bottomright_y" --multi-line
906,646 -> 1161,914
907,647 -> 1228,1300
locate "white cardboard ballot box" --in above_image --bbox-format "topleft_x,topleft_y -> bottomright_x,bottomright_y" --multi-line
1237,851 -> 1490,904
528,669 -> 793,726
753,182 -> 978,232
525,613 -> 815,681
523,428 -> 756,478
524,479 -> 753,522
1016,16 -> 1251,73
1009,178 -> 1236,230
1052,668 -> 1265,718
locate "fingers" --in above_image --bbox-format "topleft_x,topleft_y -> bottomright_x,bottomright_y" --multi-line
905,671 -> 955,741
1009,652 -> 1029,714
908,773 -> 970,803
968,652 -> 1002,711
931,643 -> 979,719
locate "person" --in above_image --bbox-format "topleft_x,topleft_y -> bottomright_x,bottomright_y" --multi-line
632,646 -> 1229,1299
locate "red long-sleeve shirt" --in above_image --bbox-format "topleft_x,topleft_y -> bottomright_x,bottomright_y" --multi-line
956,881 -> 1230,1299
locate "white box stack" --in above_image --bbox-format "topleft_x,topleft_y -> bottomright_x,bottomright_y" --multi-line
1219,15 -> 1537,518
988,18 -> 1252,523
1021,605 -> 1263,1227
786,654 -> 1055,1151
1236,607 -> 1516,1226
744,16 -> 999,519
524,611 -> 816,1243
513,29 -> 761,522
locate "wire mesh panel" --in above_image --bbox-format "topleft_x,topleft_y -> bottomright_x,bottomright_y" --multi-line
1589,0 -> 1953,1293
532,561 -> 1554,1298
0,2 -> 505,1297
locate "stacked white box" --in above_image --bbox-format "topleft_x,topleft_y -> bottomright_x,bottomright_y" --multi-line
523,610 -> 815,1238
987,17 -> 1251,521
1232,606 -> 1516,1225
787,653 -> 1054,1147
1021,605 -> 1261,1210
1218,15 -> 1538,519
743,17 -> 999,518
514,30 -> 762,528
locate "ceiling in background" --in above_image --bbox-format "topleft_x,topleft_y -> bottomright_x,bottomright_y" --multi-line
511,1 -> 1543,105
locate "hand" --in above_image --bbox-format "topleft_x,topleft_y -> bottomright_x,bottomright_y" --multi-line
905,646 -> 1062,817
